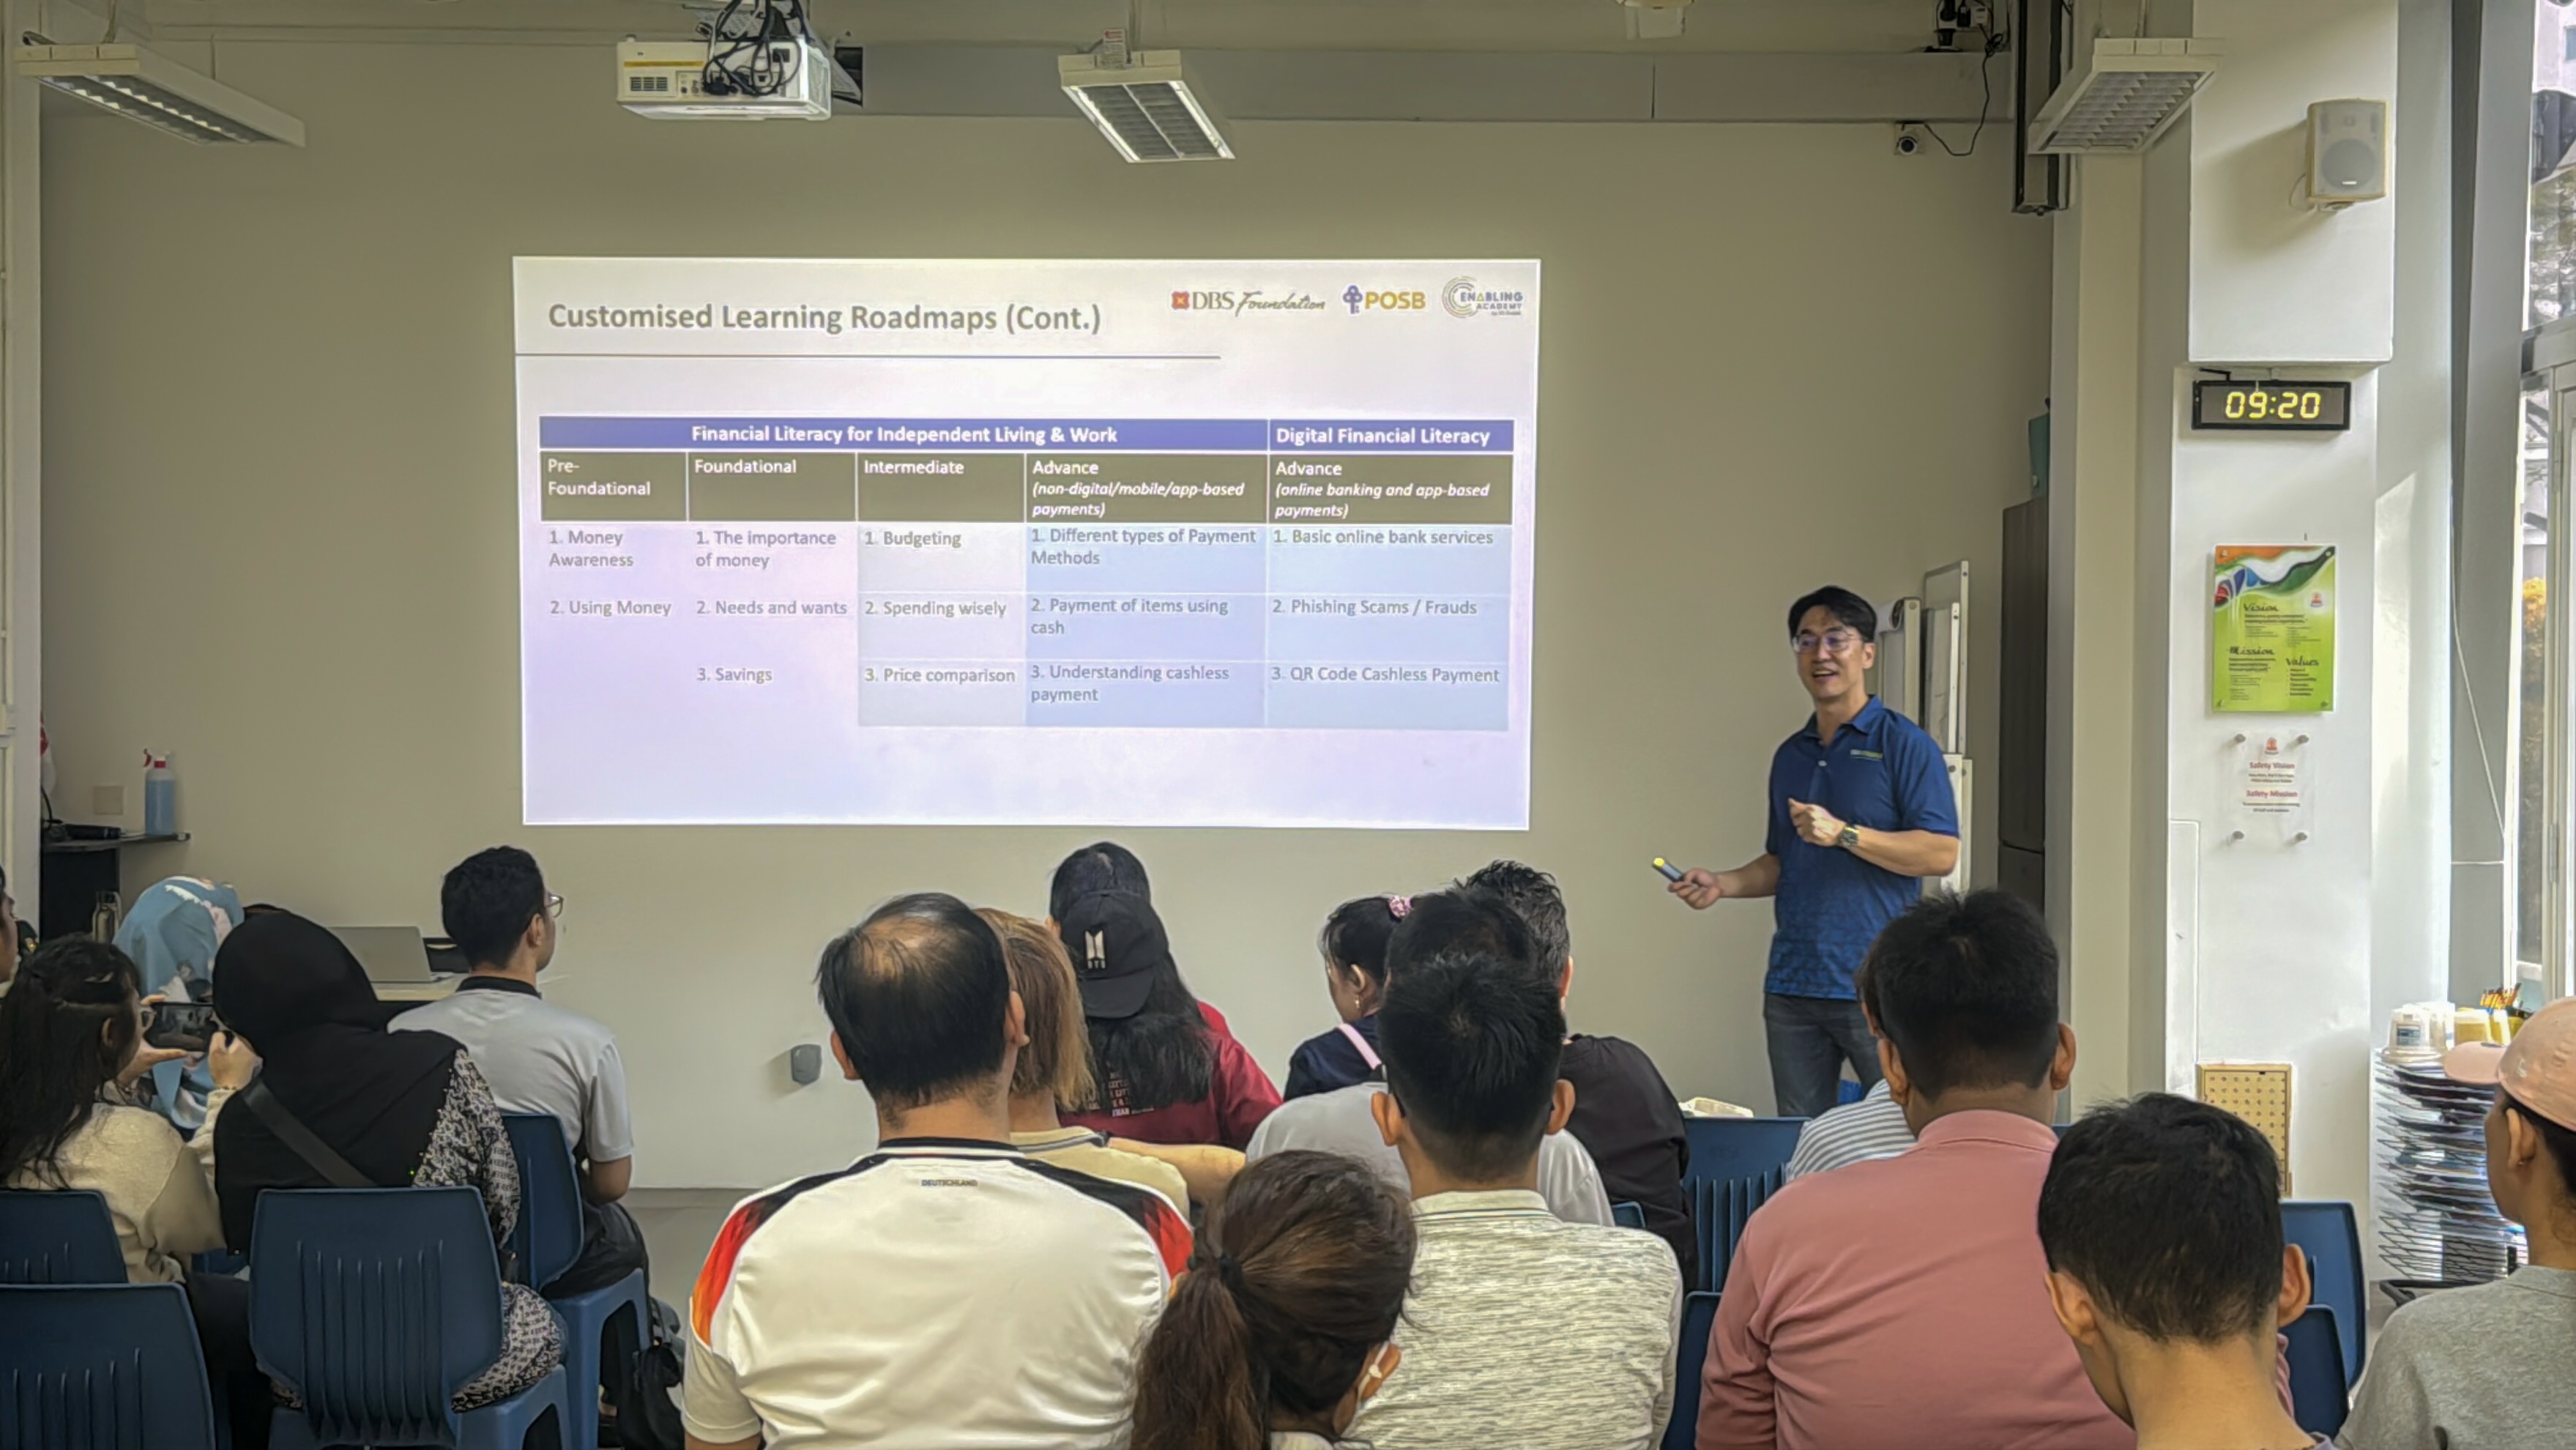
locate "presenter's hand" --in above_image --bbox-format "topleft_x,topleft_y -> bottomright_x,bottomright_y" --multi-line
207,1032 -> 259,1091
1787,799 -> 1847,849
1671,869 -> 1725,910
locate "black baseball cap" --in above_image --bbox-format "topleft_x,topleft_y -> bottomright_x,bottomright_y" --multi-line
1056,889 -> 1171,1022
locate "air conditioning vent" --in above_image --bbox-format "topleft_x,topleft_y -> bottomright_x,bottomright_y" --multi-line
1059,51 -> 1231,163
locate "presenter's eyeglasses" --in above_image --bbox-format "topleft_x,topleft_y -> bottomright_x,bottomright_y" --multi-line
1793,629 -> 1864,655
544,892 -> 565,921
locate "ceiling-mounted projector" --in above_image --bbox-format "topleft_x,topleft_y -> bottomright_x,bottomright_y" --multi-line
617,36 -> 830,119
1059,46 -> 1231,162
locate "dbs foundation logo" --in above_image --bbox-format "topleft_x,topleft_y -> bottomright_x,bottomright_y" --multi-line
1340,285 -> 1429,316
1442,276 -> 1527,319
1172,289 -> 1328,315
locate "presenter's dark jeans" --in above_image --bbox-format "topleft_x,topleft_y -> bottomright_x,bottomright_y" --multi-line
1764,992 -> 1883,1118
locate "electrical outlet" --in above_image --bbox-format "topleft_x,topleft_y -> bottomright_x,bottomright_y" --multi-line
92,784 -> 125,817
1894,123 -> 1931,157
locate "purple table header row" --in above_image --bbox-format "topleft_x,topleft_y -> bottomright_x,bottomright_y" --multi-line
537,417 -> 1515,454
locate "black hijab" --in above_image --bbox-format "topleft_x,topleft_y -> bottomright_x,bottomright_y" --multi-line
210,912 -> 464,1243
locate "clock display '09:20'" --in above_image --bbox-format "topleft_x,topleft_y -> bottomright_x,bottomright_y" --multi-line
2190,380 -> 2352,432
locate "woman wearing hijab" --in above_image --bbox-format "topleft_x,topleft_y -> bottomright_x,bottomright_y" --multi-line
115,876 -> 244,1130
207,910 -> 562,1409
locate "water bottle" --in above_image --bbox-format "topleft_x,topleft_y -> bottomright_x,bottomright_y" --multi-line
143,751 -> 176,837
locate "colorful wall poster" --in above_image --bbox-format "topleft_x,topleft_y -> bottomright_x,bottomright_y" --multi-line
2211,544 -> 2336,713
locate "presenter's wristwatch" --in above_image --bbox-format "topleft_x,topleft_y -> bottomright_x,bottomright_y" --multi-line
1836,823 -> 1861,852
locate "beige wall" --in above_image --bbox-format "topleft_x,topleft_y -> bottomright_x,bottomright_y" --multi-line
40,40 -> 2048,1185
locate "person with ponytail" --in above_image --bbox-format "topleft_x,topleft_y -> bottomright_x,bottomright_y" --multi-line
2339,998 -> 2576,1449
1282,895 -> 1405,1101
1131,1149 -> 1416,1450
0,937 -> 267,1446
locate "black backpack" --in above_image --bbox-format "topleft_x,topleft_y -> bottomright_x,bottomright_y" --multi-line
606,1295 -> 686,1450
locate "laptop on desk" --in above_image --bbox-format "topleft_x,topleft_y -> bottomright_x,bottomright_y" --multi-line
332,926 -> 437,985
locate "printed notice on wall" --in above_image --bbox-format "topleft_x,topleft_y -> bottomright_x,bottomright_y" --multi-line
2211,544 -> 2335,713
2233,731 -> 2311,843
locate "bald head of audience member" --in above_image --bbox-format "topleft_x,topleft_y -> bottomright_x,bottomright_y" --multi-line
816,893 -> 1029,1135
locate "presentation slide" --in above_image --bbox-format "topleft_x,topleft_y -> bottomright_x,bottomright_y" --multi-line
514,258 -> 1540,829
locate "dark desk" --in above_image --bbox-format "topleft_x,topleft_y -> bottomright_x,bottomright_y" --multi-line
40,833 -> 190,939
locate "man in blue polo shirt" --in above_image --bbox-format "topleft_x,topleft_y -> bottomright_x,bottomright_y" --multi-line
1670,585 -> 1959,1117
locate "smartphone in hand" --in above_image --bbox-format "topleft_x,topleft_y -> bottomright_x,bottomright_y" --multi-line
146,1000 -> 219,1052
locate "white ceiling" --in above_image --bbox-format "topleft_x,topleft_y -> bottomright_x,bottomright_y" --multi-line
130,0 -> 1955,55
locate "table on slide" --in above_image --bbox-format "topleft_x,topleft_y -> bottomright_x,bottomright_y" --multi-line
535,417 -> 1519,730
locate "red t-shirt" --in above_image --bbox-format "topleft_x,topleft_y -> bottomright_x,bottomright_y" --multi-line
1062,1003 -> 1282,1149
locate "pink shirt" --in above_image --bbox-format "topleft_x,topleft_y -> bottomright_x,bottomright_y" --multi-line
1698,1109 -> 2127,1450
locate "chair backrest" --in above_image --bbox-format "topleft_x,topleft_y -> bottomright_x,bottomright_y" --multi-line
1691,1167 -> 1785,1295
0,1282 -> 220,1450
2282,1200 -> 2365,1383
1611,1200 -> 1648,1230
0,1189 -> 126,1285
2283,1304 -> 2350,1437
1660,1290 -> 1722,1450
1682,1117 -> 1804,1186
500,1112 -> 584,1293
248,1186 -> 507,1448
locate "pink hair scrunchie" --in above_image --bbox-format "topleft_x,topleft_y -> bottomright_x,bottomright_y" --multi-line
1387,895 -> 1412,920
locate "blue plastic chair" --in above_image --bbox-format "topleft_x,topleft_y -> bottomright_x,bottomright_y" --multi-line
2284,1304 -> 2349,1436
1660,1290 -> 1721,1450
502,1113 -> 648,1450
2283,1200 -> 2366,1383
1611,1200 -> 1648,1230
249,1186 -> 569,1450
0,1189 -> 126,1284
0,1282 -> 221,1449
1691,1168 -> 1785,1295
1681,1116 -> 1805,1186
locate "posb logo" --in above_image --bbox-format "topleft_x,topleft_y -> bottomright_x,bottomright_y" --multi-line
1172,291 -> 1236,311
1340,285 -> 1428,316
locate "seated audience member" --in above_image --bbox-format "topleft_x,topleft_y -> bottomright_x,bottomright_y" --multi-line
1130,1149 -> 1417,1450
0,938 -> 267,1447
981,905 -> 1194,1210
1345,899 -> 1683,1449
2338,1000 -> 2576,1449
1056,888 -> 1281,1149
2039,1095 -> 2315,1450
114,875 -> 245,1131
1783,1074 -> 1914,1182
1700,889 -> 2115,1450
1464,859 -> 1694,1282
210,912 -> 562,1410
392,847 -> 644,1296
1049,839 -> 1254,1040
1283,895 -> 1404,1101
1246,889 -> 1613,1224
686,893 -> 1190,1449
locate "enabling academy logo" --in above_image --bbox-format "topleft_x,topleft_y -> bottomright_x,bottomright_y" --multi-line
1443,277 -> 1526,319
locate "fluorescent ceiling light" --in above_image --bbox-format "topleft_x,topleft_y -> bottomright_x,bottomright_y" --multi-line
18,42 -> 305,146
1058,50 -> 1230,163
2028,38 -> 2219,155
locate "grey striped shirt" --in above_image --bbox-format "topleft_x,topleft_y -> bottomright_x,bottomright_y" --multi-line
1783,1079 -> 1917,1181
1344,1189 -> 1682,1450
